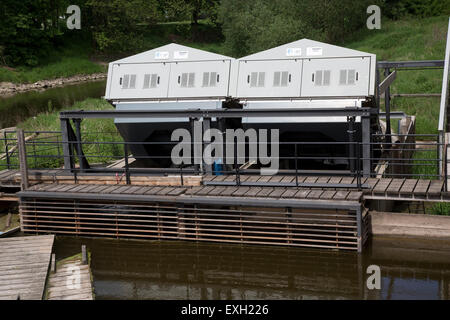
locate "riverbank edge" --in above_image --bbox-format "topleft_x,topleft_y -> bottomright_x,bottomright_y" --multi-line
370,211 -> 450,239
0,72 -> 107,97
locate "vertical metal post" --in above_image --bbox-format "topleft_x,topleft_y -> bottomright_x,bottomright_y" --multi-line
203,117 -> 212,174
362,115 -> 371,177
294,143 -> 298,187
17,128 -> 29,190
234,137 -> 240,186
60,119 -> 73,170
3,131 -> 10,169
444,142 -> 448,192
356,206 -> 362,253
124,143 -> 131,185
81,245 -> 88,265
384,68 -> 392,144
190,118 -> 201,175
73,119 -> 85,171
51,253 -> 56,273
348,116 -> 356,174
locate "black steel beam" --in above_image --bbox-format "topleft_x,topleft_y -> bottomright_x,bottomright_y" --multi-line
60,108 -> 374,119
377,60 -> 444,69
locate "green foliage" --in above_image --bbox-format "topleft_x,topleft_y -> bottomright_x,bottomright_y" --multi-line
346,16 -> 449,135
430,202 -> 450,216
383,0 -> 450,19
86,0 -> 161,52
0,0 -> 71,66
218,0 -> 381,57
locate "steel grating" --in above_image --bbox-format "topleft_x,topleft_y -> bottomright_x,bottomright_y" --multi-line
20,197 -> 367,251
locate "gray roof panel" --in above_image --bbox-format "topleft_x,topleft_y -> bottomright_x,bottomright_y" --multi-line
239,39 -> 375,61
112,43 -> 234,64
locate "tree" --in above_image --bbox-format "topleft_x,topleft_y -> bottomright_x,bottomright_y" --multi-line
86,0 -> 161,52
218,0 -> 381,57
0,0 -> 69,66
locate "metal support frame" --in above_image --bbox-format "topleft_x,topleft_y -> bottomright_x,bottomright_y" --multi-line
438,18 -> 450,176
60,118 -> 90,171
17,129 -> 29,190
202,117 -> 212,174
60,107 -> 374,119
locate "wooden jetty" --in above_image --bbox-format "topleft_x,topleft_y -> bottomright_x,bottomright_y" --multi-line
0,235 -> 54,300
46,252 -> 94,300
2,168 -> 450,252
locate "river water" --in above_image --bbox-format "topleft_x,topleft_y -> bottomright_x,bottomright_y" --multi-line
0,80 -> 106,129
54,236 -> 450,300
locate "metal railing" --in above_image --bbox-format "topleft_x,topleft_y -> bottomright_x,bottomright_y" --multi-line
1,128 -> 446,192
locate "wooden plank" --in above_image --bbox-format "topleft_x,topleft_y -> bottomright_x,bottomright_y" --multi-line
280,176 -> 294,183
294,189 -> 311,199
245,187 -> 263,197
281,189 -> 298,198
167,188 -> 187,196
122,186 -> 144,194
346,192 -> 363,201
333,191 -> 350,200
268,188 -> 286,198
111,185 -> 133,194
269,176 -> 283,183
156,187 -> 175,195
399,179 -> 418,197
340,177 -> 355,185
413,180 -> 431,197
304,176 -> 319,184
245,176 -> 261,183
386,179 -> 405,196
316,176 -> 330,184
320,190 -> 336,200
256,188 -> 274,197
372,178 -> 392,195
100,185 -> 122,194
207,186 -> 227,196
428,180 -> 444,198
0,235 -> 54,301
195,186 -> 215,196
258,176 -> 271,183
366,178 -> 380,190
307,190 -> 324,199
221,187 -> 239,196
211,175 -> 227,182
232,187 -> 251,197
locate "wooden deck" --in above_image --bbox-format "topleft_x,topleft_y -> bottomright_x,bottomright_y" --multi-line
2,169 -> 450,202
0,235 -> 54,300
46,255 -> 94,300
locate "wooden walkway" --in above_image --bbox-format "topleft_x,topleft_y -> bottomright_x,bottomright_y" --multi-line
46,255 -> 94,300
2,169 -> 450,202
0,235 -> 54,300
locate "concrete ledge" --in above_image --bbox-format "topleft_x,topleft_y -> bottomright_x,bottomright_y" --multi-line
371,211 -> 450,239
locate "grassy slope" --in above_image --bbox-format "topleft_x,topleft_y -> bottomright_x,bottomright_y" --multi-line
0,42 -> 106,84
11,99 -> 123,168
345,15 -> 449,135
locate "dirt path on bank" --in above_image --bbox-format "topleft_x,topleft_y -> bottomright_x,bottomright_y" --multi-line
0,72 -> 107,97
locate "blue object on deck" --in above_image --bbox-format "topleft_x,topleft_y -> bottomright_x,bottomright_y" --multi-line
213,158 -> 223,176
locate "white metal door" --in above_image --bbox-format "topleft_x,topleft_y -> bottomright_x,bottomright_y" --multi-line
168,60 -> 231,98
236,60 -> 302,98
301,57 -> 371,97
109,63 -> 170,99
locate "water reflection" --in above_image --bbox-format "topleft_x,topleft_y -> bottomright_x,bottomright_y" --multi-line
0,80 -> 106,128
54,236 -> 450,300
